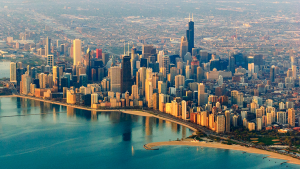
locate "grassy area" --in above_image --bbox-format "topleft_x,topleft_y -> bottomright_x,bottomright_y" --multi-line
248,137 -> 281,146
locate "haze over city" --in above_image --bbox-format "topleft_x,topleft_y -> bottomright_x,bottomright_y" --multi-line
1,0 -> 300,169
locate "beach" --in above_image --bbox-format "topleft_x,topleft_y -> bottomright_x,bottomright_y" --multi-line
146,141 -> 300,165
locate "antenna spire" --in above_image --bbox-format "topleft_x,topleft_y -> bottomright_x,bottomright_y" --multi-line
128,42 -> 129,55
192,13 -> 194,21
189,13 -> 191,22
124,42 -> 125,55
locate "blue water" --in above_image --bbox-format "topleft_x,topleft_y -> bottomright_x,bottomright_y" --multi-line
0,97 -> 299,169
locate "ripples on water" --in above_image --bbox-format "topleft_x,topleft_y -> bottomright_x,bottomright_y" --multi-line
0,97 -> 299,169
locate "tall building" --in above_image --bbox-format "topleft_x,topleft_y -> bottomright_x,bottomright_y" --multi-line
198,83 -> 208,106
292,65 -> 297,79
110,66 -> 121,93
96,49 -> 102,59
45,37 -> 51,56
53,66 -> 59,84
186,15 -> 194,54
270,65 -> 275,82
180,36 -> 188,59
288,108 -> 295,127
162,55 -> 170,74
216,115 -> 225,133
182,100 -> 187,120
10,62 -> 17,82
277,111 -> 286,124
175,75 -> 185,89
73,39 -> 81,66
102,53 -> 109,66
91,93 -> 98,106
121,56 -> 132,93
47,55 -> 54,67
225,111 -> 230,132
158,51 -> 164,68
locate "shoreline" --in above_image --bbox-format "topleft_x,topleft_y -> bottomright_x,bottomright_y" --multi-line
146,141 -> 300,165
0,95 -> 198,131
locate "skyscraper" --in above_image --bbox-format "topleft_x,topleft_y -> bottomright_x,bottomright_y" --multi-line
162,55 -> 170,74
102,52 -> 109,66
186,15 -> 194,54
288,108 -> 295,127
110,66 -> 121,93
180,36 -> 188,59
10,62 -> 17,83
96,49 -> 102,59
270,65 -> 275,82
121,56 -> 132,93
198,83 -> 208,106
225,111 -> 230,132
73,39 -> 81,66
45,37 -> 51,56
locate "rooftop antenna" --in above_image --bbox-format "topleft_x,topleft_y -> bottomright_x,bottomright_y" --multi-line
189,13 -> 191,22
124,41 -> 125,56
192,13 -> 194,21
128,42 -> 130,55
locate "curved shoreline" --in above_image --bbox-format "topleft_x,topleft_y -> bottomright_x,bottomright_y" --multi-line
146,141 -> 300,165
1,95 -> 298,165
0,95 -> 198,132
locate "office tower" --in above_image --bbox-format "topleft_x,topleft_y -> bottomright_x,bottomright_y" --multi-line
38,73 -> 45,88
53,66 -> 59,84
256,118 -> 262,131
186,65 -> 190,79
180,36 -> 188,59
45,37 -> 51,56
197,66 -> 203,82
60,44 -> 64,55
162,55 -> 170,74
110,66 -> 121,93
121,56 -> 132,93
175,75 -> 185,89
186,15 -> 194,54
266,112 -> 272,126
145,78 -> 153,108
131,46 -> 137,77
138,67 -> 146,95
279,102 -> 285,110
248,63 -> 254,77
228,55 -> 235,73
198,83 -> 208,106
96,49 -> 102,59
47,55 -> 54,67
73,39 -> 81,66
256,108 -> 264,119
102,52 -> 109,66
292,65 -> 297,79
231,90 -> 239,105
158,51 -> 164,68
270,65 -> 275,82
10,62 -> 17,82
142,44 -> 154,59
288,108 -> 295,127
277,111 -> 286,124
225,111 -> 230,132
216,115 -> 225,133
182,100 -> 187,120
98,68 -> 105,82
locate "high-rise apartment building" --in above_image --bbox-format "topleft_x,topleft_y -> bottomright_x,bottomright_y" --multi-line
288,108 -> 295,127
225,111 -> 230,132
73,39 -> 81,66
10,62 -> 17,82
121,56 -> 132,93
216,115 -> 225,133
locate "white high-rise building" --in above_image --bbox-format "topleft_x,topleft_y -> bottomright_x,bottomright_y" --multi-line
73,39 -> 82,66
218,75 -> 223,86
110,66 -> 121,93
256,118 -> 262,131
91,93 -> 99,106
132,84 -> 139,100
10,62 -> 17,82
158,51 -> 164,68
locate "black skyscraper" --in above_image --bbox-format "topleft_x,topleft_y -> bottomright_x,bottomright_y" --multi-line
121,56 -> 132,94
186,20 -> 194,54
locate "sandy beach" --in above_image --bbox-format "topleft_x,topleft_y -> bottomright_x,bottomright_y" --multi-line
146,141 -> 300,165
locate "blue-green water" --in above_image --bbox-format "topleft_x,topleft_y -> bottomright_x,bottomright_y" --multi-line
0,97 -> 299,169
